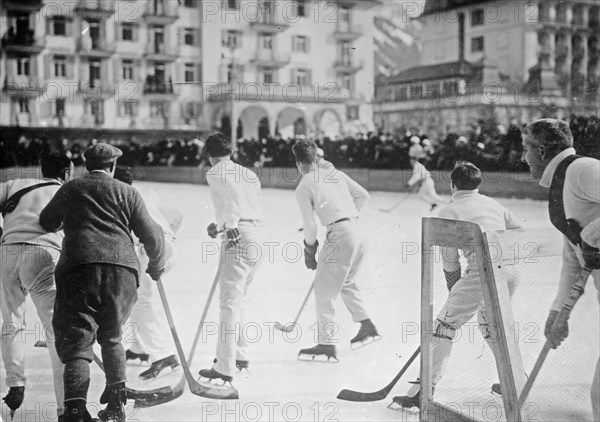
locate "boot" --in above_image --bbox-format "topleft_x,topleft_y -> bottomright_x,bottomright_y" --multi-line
138,355 -> 179,381
350,319 -> 381,349
97,382 -> 126,422
125,350 -> 149,364
298,344 -> 338,362
211,357 -> 249,372
2,386 -> 24,418
391,391 -> 421,409
63,399 -> 96,422
198,368 -> 233,382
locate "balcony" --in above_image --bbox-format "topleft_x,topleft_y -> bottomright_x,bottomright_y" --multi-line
2,76 -> 44,97
1,31 -> 45,54
143,80 -> 177,99
2,0 -> 43,12
333,58 -> 364,74
249,15 -> 290,33
144,43 -> 178,62
77,79 -> 116,98
205,82 -> 347,103
332,23 -> 364,41
77,37 -> 115,58
74,0 -> 115,19
142,4 -> 178,24
251,50 -> 291,68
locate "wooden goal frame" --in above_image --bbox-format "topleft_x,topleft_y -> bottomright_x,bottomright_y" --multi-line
420,218 -> 562,422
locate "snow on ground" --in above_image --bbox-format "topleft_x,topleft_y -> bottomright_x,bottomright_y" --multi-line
1,182 -> 596,422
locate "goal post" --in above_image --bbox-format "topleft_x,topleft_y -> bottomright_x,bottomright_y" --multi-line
419,218 -> 565,422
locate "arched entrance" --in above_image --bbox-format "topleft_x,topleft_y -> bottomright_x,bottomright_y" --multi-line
276,107 -> 306,139
238,106 -> 270,140
314,108 -> 342,138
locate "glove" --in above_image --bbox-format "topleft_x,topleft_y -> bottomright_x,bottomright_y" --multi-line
207,222 -> 219,239
304,240 -> 318,270
444,269 -> 461,292
565,219 -> 582,246
581,241 -> 600,270
146,265 -> 165,282
226,228 -> 241,248
544,310 -> 568,349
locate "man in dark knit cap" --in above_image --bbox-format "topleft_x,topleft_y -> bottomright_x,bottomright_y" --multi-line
40,143 -> 166,422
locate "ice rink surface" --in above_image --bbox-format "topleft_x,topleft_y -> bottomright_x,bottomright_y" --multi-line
1,181 -> 597,422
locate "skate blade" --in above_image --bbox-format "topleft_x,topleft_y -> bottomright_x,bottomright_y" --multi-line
274,322 -> 296,333
350,334 -> 382,350
387,402 -> 419,414
297,353 -> 339,363
139,365 -> 181,382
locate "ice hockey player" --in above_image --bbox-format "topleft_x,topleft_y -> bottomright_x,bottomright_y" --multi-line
392,161 -> 522,409
521,118 -> 599,421
293,140 -> 380,362
0,153 -> 73,421
405,157 -> 446,212
197,132 -> 264,384
40,143 -> 166,422
113,167 -> 180,381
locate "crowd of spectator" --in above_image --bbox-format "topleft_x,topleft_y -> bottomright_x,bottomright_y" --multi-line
2,114 -> 598,172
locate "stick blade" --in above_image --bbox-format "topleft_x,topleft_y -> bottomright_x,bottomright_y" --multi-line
191,379 -> 239,400
129,375 -> 186,408
274,322 -> 296,333
336,388 -> 387,402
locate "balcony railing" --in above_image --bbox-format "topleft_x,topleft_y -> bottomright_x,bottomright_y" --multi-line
333,58 -> 364,73
78,37 -> 115,57
333,23 -> 364,41
3,76 -> 44,96
74,0 -> 115,17
144,43 -> 178,61
2,0 -> 43,12
251,50 -> 291,67
142,2 -> 178,23
249,14 -> 290,32
78,79 -> 116,97
205,82 -> 347,103
144,81 -> 175,95
1,31 -> 46,53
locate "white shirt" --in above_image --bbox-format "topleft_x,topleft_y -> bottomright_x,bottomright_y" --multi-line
295,165 -> 369,245
206,160 -> 264,230
407,161 -> 432,186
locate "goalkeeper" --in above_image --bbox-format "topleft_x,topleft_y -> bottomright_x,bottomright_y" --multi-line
393,161 -> 522,409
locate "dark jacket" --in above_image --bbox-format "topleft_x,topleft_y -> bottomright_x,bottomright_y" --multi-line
40,172 -> 166,276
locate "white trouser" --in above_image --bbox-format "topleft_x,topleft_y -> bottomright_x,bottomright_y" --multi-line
408,265 -> 518,397
213,222 -> 263,377
0,244 -> 64,414
313,218 -> 370,345
418,179 -> 445,206
126,238 -> 176,362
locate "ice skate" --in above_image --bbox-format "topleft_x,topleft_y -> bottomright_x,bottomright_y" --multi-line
210,358 -> 250,373
2,386 -> 24,419
198,368 -> 233,385
138,355 -> 179,381
350,319 -> 382,350
389,391 -> 421,411
125,350 -> 149,365
97,382 -> 126,422
298,344 -> 338,363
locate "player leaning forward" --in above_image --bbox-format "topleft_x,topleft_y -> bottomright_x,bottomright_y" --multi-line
293,140 -> 380,362
521,118 -> 600,421
198,132 -> 264,384
0,153 -> 73,421
40,143 -> 166,422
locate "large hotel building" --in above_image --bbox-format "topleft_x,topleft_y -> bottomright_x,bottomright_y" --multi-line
0,0 -> 378,141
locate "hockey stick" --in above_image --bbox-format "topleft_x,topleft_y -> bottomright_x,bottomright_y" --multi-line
156,277 -> 239,400
518,267 -> 592,405
337,346 -> 420,402
378,190 -> 416,213
92,353 -> 182,408
275,281 -> 315,333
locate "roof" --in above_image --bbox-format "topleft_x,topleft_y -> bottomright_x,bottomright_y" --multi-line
421,0 -> 494,16
384,60 -> 478,85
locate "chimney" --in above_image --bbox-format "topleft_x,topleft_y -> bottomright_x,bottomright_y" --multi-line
458,12 -> 465,61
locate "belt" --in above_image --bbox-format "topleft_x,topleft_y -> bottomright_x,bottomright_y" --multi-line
327,217 -> 354,228
239,219 -> 261,223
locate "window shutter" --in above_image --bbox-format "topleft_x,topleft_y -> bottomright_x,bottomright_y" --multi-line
67,56 -> 75,79
221,30 -> 227,47
114,58 -> 121,81
305,36 -> 310,53
66,18 -> 72,37
197,63 -> 202,83
307,69 -> 312,85
40,100 -> 52,118
46,17 -> 53,36
290,68 -> 295,84
176,62 -> 182,83
134,59 -> 141,81
44,54 -> 52,79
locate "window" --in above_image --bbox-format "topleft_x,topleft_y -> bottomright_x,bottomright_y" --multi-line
185,63 -> 195,82
54,55 -> 67,78
261,34 -> 273,49
226,0 -> 238,10
346,105 -> 359,120
223,30 -> 241,48
53,16 -> 67,36
184,102 -> 199,118
262,67 -> 274,84
471,36 -> 484,52
443,81 -> 459,97
340,6 -> 350,23
150,101 -> 167,117
90,100 -> 103,117
89,59 -> 101,82
18,98 -> 30,113
184,0 -> 196,7
292,35 -> 308,52
16,57 -> 30,76
122,60 -> 134,80
340,73 -> 352,91
293,68 -> 309,86
471,8 -> 484,26
296,0 -> 305,17
123,100 -> 138,116
184,28 -> 195,46
425,81 -> 440,98
56,98 -> 65,115
122,23 -> 135,41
